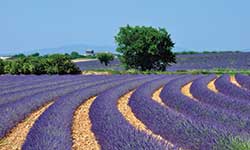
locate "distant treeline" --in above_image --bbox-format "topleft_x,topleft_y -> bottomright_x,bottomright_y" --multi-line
0,54 -> 81,75
175,50 -> 241,55
9,51 -> 96,60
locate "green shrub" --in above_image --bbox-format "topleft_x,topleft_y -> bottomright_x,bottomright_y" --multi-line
20,57 -> 47,75
2,54 -> 81,75
45,54 -> 81,74
4,61 -> 22,75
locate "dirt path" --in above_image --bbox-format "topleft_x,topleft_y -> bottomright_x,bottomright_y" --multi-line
207,79 -> 218,93
230,76 -> 242,87
71,97 -> 100,150
117,91 -> 175,148
72,59 -> 97,63
181,82 -> 199,102
0,101 -> 54,150
152,87 -> 167,107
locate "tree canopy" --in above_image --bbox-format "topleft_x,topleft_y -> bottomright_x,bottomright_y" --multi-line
28,52 -> 40,57
115,25 -> 176,71
96,53 -> 114,66
70,51 -> 82,59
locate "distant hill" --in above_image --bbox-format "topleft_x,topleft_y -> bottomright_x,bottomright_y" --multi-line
242,49 -> 250,52
30,44 -> 117,55
0,44 -> 116,56
0,45 -> 190,56
36,44 -> 117,55
38,45 -> 193,55
0,44 -> 249,56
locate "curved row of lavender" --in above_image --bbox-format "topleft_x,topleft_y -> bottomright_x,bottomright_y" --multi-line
0,75 -> 108,106
0,74 -> 250,149
190,75 -> 250,118
129,75 -> 234,149
161,76 -> 250,138
23,75 -> 147,150
0,75 -> 56,89
89,75 -> 170,150
235,74 -> 250,90
0,75 -> 128,138
0,75 -> 85,95
215,74 -> 250,101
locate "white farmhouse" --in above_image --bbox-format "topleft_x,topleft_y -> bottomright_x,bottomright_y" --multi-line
84,49 -> 95,56
0,56 -> 11,60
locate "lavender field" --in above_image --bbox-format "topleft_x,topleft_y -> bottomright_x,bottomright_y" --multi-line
0,74 -> 250,150
167,52 -> 250,71
75,52 -> 250,71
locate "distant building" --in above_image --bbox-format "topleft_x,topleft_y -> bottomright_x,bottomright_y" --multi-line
85,49 -> 95,56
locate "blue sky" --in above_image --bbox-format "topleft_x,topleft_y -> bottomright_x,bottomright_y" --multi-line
0,0 -> 249,53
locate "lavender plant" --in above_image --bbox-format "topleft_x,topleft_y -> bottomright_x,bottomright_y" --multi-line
161,76 -> 250,138
235,74 -> 250,90
215,74 -> 250,101
22,75 -> 148,150
235,74 -> 250,89
190,75 -> 250,118
0,75 -> 127,138
89,75 -> 171,150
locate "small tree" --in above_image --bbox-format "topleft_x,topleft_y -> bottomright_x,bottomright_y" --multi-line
29,52 -> 40,57
70,51 -> 82,59
96,52 -> 114,66
115,25 -> 176,71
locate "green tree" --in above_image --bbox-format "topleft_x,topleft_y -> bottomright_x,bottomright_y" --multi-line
12,53 -> 26,59
115,25 -> 176,71
29,52 -> 40,57
0,59 -> 4,74
96,52 -> 114,66
70,51 -> 81,59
